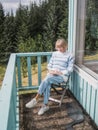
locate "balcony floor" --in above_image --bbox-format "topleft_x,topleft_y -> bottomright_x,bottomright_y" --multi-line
19,91 -> 96,130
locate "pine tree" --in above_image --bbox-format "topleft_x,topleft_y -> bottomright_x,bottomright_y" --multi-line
15,4 -> 29,42
18,37 -> 37,77
2,12 -> 17,63
43,0 -> 63,51
0,2 -> 4,39
0,2 -> 5,63
57,0 -> 68,40
43,1 -> 56,51
28,2 -> 47,39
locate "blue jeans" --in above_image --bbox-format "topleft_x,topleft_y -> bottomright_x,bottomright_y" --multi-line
38,74 -> 65,104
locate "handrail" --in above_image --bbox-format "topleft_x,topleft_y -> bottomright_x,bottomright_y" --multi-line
16,52 -> 52,57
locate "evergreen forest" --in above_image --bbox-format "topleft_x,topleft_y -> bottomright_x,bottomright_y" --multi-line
0,0 -> 68,64
0,0 -> 98,64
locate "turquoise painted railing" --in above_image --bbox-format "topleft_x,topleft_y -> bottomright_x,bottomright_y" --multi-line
16,52 -> 52,90
0,52 -> 52,130
0,52 -> 98,130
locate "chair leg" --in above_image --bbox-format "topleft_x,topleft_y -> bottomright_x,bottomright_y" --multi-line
49,75 -> 70,107
49,87 -> 67,107
59,88 -> 67,107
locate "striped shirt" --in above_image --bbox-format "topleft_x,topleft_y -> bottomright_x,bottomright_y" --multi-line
47,51 -> 74,76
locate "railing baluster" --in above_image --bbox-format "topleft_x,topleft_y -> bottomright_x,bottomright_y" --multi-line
37,56 -> 41,85
17,57 -> 22,88
47,55 -> 51,63
27,57 -> 32,86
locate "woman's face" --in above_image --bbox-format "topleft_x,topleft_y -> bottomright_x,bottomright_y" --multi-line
56,45 -> 67,53
56,46 -> 65,52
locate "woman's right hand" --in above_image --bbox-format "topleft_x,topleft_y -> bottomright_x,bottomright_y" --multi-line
48,70 -> 62,75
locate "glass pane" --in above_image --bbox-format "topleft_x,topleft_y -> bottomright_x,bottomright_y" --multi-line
83,0 -> 98,74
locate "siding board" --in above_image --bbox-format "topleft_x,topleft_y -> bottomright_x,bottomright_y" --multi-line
86,84 -> 92,114
79,77 -> 84,105
77,75 -> 80,101
82,81 -> 87,109
72,68 -> 98,126
95,90 -> 98,125
90,88 -> 96,119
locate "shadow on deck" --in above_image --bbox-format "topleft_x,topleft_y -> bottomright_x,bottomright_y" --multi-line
19,91 -> 96,130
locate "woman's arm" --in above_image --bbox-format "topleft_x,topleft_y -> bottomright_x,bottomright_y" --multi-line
61,54 -> 75,75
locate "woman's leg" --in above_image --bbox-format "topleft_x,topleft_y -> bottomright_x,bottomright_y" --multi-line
26,74 -> 64,109
37,74 -> 64,115
38,74 -> 64,104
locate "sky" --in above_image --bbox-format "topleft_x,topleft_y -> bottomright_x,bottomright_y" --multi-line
0,0 -> 43,15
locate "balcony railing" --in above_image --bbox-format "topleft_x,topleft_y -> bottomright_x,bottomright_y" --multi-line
0,52 -> 52,130
0,52 -> 98,130
16,52 -> 52,90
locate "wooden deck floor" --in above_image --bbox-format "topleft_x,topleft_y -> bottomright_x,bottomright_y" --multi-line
19,91 -> 97,130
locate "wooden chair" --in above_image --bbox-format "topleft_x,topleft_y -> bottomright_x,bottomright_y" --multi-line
49,75 -> 70,107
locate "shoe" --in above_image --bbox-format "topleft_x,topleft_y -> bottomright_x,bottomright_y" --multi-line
38,105 -> 49,115
25,98 -> 37,108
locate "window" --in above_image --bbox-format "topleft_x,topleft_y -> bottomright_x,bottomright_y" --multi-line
75,0 -> 98,78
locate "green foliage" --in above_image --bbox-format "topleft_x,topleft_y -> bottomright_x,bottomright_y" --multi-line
18,37 -> 35,52
0,2 -> 5,63
43,1 -> 57,51
57,0 -> 68,40
18,35 -> 44,77
0,2 -> 4,36
85,0 -> 98,53
0,64 -> 6,87
0,0 -> 69,64
43,0 -> 64,51
15,4 -> 29,41
18,37 -> 35,77
28,2 -> 48,38
0,0 -> 97,63
1,12 -> 17,63
58,18 -> 68,40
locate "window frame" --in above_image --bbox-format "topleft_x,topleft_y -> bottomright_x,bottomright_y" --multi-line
75,0 -> 98,80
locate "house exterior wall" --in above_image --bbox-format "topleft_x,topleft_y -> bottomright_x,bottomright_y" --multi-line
68,0 -> 98,126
